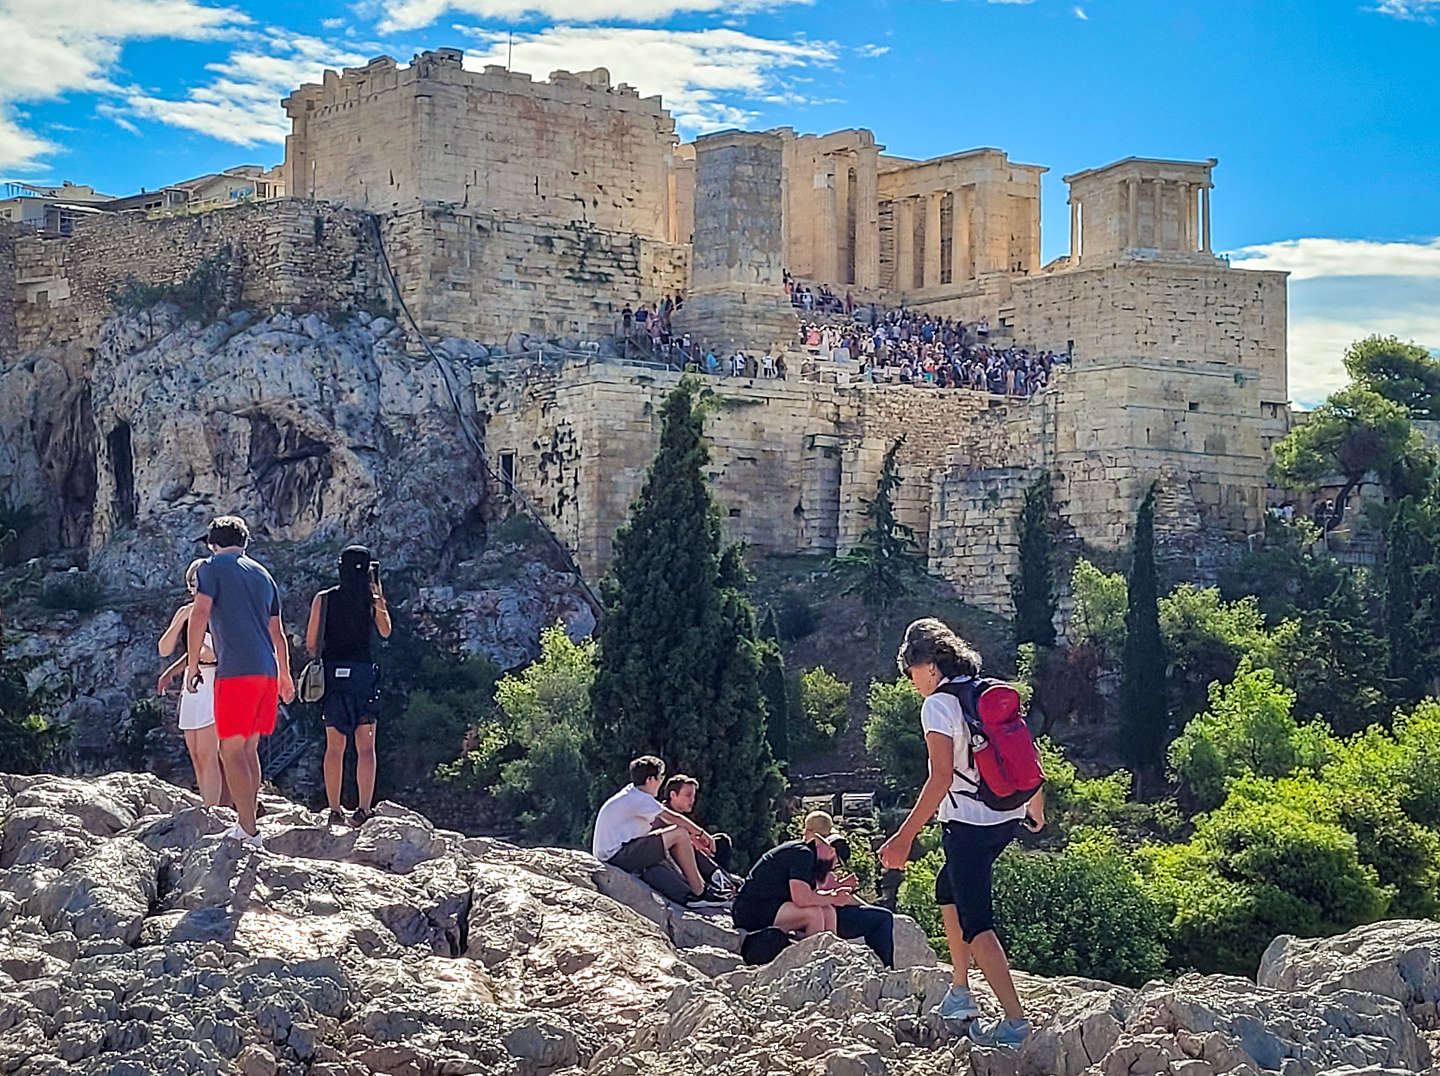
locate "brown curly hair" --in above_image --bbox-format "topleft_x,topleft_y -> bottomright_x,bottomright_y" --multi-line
896,617 -> 982,680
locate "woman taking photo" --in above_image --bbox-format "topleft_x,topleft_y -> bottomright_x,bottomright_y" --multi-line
306,545 -> 391,826
157,559 -> 226,807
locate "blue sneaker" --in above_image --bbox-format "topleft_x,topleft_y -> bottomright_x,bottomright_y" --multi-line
968,1017 -> 1030,1047
938,985 -> 981,1021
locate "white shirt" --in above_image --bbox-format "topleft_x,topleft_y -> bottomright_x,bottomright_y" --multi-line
921,678 -> 1028,826
592,784 -> 664,862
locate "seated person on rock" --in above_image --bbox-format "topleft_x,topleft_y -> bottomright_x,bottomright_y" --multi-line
593,755 -> 729,908
732,831 -> 858,945
799,813 -> 897,969
660,775 -> 741,892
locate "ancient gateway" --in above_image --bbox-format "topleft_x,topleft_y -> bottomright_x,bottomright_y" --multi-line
3,49 -> 1290,616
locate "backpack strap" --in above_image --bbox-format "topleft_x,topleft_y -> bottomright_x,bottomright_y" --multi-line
317,589 -> 329,659
934,680 -> 986,805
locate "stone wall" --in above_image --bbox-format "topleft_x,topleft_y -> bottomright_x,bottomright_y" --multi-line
380,205 -> 690,344
674,130 -> 798,354
1012,261 -> 1288,413
284,51 -> 682,241
0,201 -> 383,352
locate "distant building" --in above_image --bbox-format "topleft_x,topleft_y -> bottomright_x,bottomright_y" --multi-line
0,181 -> 114,236
101,165 -> 285,214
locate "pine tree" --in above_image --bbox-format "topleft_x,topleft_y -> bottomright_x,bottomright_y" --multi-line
591,379 -> 781,858
757,607 -> 791,765
833,436 -> 926,612
1121,483 -> 1169,769
1386,497 -> 1421,697
1010,471 -> 1057,648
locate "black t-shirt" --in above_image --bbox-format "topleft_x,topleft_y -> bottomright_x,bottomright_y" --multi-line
742,840 -> 820,907
321,587 -> 373,662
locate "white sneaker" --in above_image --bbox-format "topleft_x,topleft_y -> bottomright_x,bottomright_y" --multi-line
243,831 -> 264,852
222,823 -> 247,843
938,985 -> 982,1021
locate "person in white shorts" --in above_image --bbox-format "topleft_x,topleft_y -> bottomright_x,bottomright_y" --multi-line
157,559 -> 226,807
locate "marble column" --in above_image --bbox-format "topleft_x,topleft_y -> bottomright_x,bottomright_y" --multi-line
818,161 -> 838,283
1069,196 -> 1079,260
1127,178 -> 1138,250
955,188 -> 972,280
1202,185 -> 1212,253
834,155 -> 851,284
855,147 -> 880,288
923,191 -> 943,289
896,197 -> 916,293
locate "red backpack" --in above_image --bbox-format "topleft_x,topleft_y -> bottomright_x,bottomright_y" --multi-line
935,679 -> 1045,811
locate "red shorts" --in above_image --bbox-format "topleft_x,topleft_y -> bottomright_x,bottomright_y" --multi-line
214,676 -> 279,740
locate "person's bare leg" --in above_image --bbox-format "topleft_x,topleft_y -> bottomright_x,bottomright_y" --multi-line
660,827 -> 705,894
941,905 -> 971,988
184,726 -> 223,807
970,930 -> 1023,1021
218,736 -> 258,835
245,733 -> 263,826
773,903 -> 827,937
323,728 -> 346,810
820,905 -> 837,933
354,723 -> 377,811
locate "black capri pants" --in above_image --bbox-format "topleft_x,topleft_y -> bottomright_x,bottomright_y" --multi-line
935,819 -> 1020,942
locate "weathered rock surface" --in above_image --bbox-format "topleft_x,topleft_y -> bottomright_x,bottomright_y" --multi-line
2,771 -> 1439,1076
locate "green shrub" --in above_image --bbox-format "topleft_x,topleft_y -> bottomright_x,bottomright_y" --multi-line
1143,777 -> 1390,974
993,830 -> 1170,986
775,590 -> 819,641
1167,660 -> 1338,810
897,849 -> 947,947
491,623 -> 598,847
1070,559 -> 1127,659
38,573 -> 103,612
0,640 -> 59,774
795,666 -> 851,752
1038,738 -> 1155,835
434,721 -> 511,791
863,678 -> 925,795
125,698 -> 164,770
108,247 -> 234,322
1159,585 -> 1297,722
386,650 -> 501,793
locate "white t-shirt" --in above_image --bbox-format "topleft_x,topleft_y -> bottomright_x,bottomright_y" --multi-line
921,678 -> 1028,826
592,784 -> 665,862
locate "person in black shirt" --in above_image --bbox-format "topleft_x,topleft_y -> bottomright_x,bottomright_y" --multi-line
732,835 -> 854,939
306,545 -> 392,826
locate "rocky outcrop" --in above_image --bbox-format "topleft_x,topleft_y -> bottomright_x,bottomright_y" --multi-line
2,771 -> 1440,1076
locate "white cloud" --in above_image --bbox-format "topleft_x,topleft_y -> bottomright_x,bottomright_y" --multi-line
1371,0 -> 1440,19
1227,238 -> 1440,405
1229,236 -> 1440,281
379,0 -> 809,33
1289,312 -> 1440,405
455,24 -> 837,133
0,0 -> 251,169
856,43 -> 890,57
1073,5 -> 1088,18
121,32 -> 368,147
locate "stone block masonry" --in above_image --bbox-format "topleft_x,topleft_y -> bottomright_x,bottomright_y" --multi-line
380,205 -> 689,344
0,201 -> 384,353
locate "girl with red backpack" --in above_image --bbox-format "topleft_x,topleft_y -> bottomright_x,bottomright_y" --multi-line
878,618 -> 1046,1048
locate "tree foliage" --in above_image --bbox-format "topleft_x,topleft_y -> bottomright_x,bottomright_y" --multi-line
1159,585 -> 1297,723
757,608 -> 791,764
1167,660 -> 1337,810
1270,387 -> 1433,530
1121,485 -> 1168,769
1010,471 -> 1057,648
490,623 -> 598,847
1071,559 -> 1128,659
1385,495 -> 1440,700
832,437 -> 927,612
591,379 -> 781,859
795,666 -> 852,754
1343,334 -> 1440,420
863,677 -> 925,795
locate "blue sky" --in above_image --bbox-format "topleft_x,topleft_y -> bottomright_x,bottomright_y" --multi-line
4,0 -> 1438,403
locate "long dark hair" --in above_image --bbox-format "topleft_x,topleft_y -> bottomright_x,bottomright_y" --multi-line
330,545 -> 374,629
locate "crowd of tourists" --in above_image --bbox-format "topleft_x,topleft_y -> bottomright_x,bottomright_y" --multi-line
591,617 -> 1045,1048
797,306 -> 1067,395
157,515 -> 390,845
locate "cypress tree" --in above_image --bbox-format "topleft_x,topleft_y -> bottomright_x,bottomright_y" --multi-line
833,436 -> 926,612
757,607 -> 791,766
1387,497 -> 1421,698
1010,471 -> 1057,648
1121,483 -> 1168,769
591,379 -> 781,858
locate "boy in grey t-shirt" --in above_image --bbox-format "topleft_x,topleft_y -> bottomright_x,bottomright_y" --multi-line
186,516 -> 295,848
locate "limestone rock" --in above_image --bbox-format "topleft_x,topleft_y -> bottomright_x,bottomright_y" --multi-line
3,773 -> 1438,1076
1260,920 -> 1440,1024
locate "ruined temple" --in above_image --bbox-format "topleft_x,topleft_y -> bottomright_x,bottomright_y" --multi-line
0,49 -> 1291,619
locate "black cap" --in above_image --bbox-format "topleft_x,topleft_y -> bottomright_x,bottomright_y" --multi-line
831,836 -> 852,865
